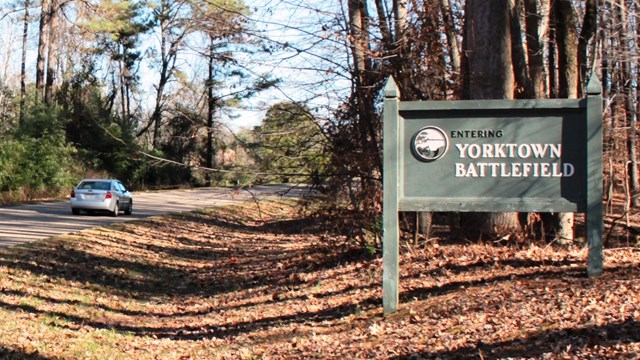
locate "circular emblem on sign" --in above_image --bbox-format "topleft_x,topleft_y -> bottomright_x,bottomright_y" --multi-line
411,126 -> 449,162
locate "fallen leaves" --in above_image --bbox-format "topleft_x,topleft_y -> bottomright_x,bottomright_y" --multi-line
0,200 -> 637,359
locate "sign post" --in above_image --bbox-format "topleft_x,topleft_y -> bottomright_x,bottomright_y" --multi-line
382,75 -> 603,315
586,75 -> 604,277
382,78 -> 400,314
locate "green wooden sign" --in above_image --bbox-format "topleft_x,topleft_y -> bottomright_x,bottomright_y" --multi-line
382,76 -> 604,314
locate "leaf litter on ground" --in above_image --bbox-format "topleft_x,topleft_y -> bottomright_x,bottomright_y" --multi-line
0,199 -> 637,359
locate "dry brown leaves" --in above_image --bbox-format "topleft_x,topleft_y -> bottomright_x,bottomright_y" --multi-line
0,199 -> 637,359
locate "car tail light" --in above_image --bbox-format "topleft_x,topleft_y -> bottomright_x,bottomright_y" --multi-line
105,191 -> 113,199
70,190 -> 75,198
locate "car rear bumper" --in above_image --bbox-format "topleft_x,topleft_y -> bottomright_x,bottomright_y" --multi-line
70,198 -> 115,211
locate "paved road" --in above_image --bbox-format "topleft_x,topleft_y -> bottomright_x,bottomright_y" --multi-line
0,185 -> 308,248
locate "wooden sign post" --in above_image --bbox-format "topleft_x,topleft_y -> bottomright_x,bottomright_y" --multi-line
382,75 -> 603,314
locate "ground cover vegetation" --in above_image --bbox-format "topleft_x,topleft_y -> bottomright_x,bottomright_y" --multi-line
0,200 -> 637,359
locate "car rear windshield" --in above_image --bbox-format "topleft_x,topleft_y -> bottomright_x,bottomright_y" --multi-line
78,181 -> 111,191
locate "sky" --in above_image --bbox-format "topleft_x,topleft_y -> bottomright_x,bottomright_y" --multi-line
226,0 -> 350,130
0,0 -> 348,132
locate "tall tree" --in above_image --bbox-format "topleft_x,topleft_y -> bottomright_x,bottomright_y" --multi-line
626,0 -> 640,208
554,0 -> 579,99
463,0 -> 514,99
550,0 -> 599,241
614,0 -> 640,208
20,0 -> 29,124
524,0 -> 548,98
78,0 -> 150,126
578,0 -> 597,94
347,0 -> 382,176
441,0 -> 461,76
205,36 -> 217,186
190,0 -> 248,185
132,0 -> 195,148
460,0 -> 521,239
35,0 -> 52,103
252,102 -> 327,184
44,0 -> 59,105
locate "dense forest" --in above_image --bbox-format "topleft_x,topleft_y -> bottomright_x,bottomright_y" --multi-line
0,0 -> 636,245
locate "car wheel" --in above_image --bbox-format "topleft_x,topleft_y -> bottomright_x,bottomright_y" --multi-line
111,201 -> 119,217
72,208 -> 80,215
124,201 -> 132,215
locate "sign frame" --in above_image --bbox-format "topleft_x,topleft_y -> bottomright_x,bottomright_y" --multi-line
382,76 -> 603,314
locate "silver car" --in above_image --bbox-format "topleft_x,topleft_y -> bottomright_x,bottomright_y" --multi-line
70,179 -> 133,216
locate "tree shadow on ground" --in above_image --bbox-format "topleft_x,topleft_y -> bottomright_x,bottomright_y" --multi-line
0,210 -> 365,300
0,205 -> 636,352
393,262 -> 639,359
400,266 -> 585,303
0,206 -> 379,340
0,347 -> 53,360
390,318 -> 640,359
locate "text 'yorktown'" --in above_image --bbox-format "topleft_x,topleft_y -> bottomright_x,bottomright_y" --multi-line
453,143 -> 575,178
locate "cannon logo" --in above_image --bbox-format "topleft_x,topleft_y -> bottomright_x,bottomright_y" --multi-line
411,126 -> 449,162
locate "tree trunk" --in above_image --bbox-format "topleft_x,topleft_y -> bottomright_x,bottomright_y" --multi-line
393,0 -> 407,47
417,211 -> 432,240
463,0 -> 514,98
548,6 -> 558,98
510,0 -> 530,98
554,0 -> 579,99
577,0 -> 597,97
556,213 -> 574,244
553,0 -> 580,243
151,56 -> 170,148
348,0 -> 382,175
136,0 -> 184,149
348,0 -> 371,77
460,212 -> 521,241
440,0 -> 461,75
522,0 -> 548,239
20,0 -> 29,125
44,0 -> 58,105
634,1 -> 640,208
119,56 -> 127,121
460,0 -> 521,239
622,0 -> 640,208
524,0 -> 547,98
36,0 -> 52,103
205,37 -> 216,186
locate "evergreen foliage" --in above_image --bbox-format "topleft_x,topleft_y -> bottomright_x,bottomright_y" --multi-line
0,104 -> 77,199
58,77 -> 141,186
251,102 -> 328,184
